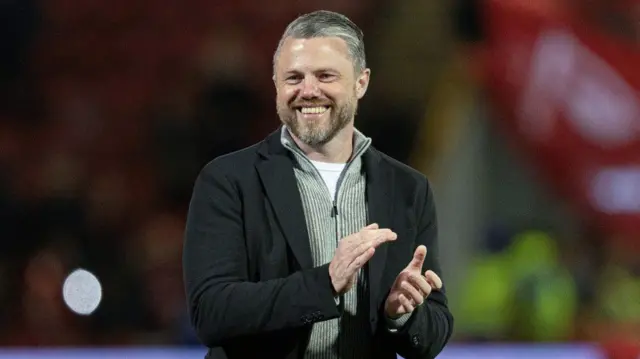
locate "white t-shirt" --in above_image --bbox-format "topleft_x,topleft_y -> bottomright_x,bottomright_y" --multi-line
309,159 -> 346,200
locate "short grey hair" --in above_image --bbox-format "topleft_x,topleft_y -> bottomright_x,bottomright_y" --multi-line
273,10 -> 367,76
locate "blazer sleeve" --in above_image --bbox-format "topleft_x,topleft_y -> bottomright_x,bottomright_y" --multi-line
383,178 -> 454,359
183,161 -> 341,348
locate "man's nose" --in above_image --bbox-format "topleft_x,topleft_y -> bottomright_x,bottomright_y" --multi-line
300,76 -> 321,98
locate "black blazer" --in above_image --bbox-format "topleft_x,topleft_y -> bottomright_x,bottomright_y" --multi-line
183,127 -> 453,359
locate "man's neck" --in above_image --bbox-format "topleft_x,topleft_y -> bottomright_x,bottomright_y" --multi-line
290,126 -> 354,164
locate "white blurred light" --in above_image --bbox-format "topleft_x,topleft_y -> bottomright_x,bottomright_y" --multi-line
62,268 -> 102,316
518,29 -> 640,147
591,167 -> 640,214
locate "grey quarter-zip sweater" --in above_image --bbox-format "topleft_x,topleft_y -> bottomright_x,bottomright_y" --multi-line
281,126 -> 372,359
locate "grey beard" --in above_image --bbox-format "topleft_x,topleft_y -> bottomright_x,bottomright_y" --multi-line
278,101 -> 356,147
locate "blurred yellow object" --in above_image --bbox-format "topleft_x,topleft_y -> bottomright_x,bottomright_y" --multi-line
508,230 -> 578,341
455,253 -> 514,340
598,265 -> 640,323
529,267 -> 578,341
508,230 -> 559,276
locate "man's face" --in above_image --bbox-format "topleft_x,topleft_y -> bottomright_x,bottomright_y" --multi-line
274,36 -> 369,146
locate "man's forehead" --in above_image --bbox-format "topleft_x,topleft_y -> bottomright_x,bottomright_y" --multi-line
280,37 -> 349,58
284,35 -> 348,48
277,37 -> 352,70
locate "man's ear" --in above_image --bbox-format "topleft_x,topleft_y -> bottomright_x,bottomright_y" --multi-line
356,68 -> 371,99
272,74 -> 279,95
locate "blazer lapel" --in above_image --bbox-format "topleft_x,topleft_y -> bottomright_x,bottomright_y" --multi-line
256,130 -> 314,270
363,149 -> 395,330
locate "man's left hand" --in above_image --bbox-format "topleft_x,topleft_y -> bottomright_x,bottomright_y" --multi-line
384,245 -> 443,319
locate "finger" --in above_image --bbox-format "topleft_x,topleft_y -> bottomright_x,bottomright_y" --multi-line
346,227 -> 391,251
401,281 -> 424,306
346,246 -> 375,273
353,229 -> 395,254
407,245 -> 427,271
363,223 -> 379,230
366,228 -> 394,238
398,294 -> 415,313
424,270 -> 443,290
407,273 -> 432,297
351,233 -> 378,255
374,229 -> 397,245
341,228 -> 374,252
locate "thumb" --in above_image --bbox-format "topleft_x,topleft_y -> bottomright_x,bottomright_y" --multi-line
407,245 -> 427,271
363,223 -> 379,230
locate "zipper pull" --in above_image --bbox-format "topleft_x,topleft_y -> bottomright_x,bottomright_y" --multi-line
331,204 -> 338,217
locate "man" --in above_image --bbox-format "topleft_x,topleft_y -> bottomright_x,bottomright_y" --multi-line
183,10 -> 453,359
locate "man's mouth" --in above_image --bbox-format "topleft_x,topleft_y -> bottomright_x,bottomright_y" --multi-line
295,106 -> 330,115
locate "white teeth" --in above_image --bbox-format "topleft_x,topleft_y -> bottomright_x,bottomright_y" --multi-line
299,106 -> 328,114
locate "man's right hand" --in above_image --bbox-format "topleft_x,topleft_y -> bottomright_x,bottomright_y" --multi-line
329,223 -> 397,295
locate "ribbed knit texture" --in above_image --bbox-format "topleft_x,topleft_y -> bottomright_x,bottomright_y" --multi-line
281,127 -> 372,359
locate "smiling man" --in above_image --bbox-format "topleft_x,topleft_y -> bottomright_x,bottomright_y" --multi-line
183,10 -> 453,359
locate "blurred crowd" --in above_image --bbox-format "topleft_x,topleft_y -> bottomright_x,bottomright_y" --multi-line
0,0 -> 387,347
0,0 -> 638,351
0,0 -> 264,346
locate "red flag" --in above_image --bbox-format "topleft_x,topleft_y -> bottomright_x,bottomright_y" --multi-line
481,0 -> 640,241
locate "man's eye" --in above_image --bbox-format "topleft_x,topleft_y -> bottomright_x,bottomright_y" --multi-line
318,74 -> 336,81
